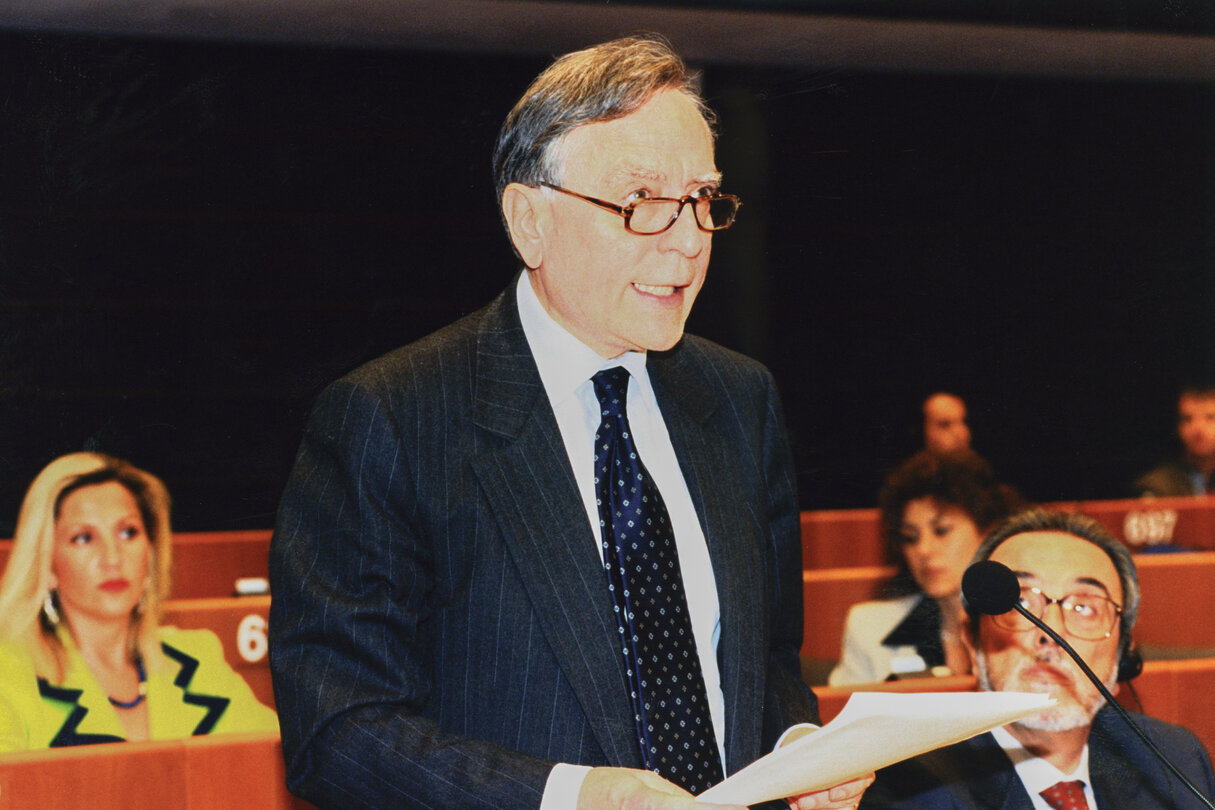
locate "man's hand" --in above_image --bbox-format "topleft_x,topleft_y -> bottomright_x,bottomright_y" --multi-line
577,767 -> 747,810
786,773 -> 875,810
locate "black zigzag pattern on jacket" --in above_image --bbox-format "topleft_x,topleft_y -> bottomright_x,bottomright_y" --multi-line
162,642 -> 231,734
38,679 -> 126,747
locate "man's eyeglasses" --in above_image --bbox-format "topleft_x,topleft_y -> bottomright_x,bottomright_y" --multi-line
991,586 -> 1123,641
540,182 -> 741,235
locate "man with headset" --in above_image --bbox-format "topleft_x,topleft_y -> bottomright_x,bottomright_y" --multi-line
861,509 -> 1215,809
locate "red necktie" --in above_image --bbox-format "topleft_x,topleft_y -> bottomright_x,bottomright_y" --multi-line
1040,780 -> 1088,810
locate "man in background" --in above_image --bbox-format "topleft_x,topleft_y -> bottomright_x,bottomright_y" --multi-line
1133,382 -> 1215,496
923,392 -> 971,455
862,509 -> 1215,809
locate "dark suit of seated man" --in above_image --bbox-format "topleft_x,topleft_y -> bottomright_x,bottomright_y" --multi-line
862,509 -> 1215,810
268,34 -> 872,810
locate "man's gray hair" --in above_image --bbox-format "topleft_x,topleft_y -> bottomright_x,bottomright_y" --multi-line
967,508 -> 1140,656
491,33 -> 713,205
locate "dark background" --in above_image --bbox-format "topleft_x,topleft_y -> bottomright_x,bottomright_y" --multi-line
2,9 -> 1213,531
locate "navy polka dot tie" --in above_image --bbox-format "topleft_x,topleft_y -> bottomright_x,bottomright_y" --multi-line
591,367 -> 724,795
1040,780 -> 1088,810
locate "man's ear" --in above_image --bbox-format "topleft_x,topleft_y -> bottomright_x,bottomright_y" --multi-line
501,182 -> 548,270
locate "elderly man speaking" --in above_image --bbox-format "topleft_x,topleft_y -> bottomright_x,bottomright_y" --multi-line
269,34 -> 871,810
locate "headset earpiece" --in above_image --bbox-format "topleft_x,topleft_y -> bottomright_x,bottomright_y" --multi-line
1117,643 -> 1143,683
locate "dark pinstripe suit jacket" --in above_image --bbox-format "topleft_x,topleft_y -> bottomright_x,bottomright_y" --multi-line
268,281 -> 816,809
860,707 -> 1215,810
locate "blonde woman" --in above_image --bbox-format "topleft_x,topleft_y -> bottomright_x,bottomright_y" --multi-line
0,452 -> 276,749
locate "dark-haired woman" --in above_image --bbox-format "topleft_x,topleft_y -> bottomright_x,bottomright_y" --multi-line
829,449 -> 1022,685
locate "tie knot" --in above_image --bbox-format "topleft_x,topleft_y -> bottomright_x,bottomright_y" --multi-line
1040,779 -> 1087,810
592,367 -> 630,419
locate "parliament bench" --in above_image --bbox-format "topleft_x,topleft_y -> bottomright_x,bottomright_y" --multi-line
165,530 -> 274,598
800,564 -> 893,677
800,508 -> 884,568
0,731 -> 316,809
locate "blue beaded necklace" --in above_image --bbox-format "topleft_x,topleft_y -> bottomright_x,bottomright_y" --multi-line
108,658 -> 147,709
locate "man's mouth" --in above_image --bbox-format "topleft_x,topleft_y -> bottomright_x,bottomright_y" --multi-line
633,282 -> 677,296
1022,662 -> 1072,687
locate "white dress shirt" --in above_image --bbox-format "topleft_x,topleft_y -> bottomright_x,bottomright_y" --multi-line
515,272 -> 726,808
992,725 -> 1097,809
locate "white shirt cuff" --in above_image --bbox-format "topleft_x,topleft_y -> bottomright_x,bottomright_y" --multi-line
540,763 -> 593,810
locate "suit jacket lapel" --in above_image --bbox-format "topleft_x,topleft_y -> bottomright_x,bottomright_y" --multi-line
967,734 -> 1038,810
649,344 -> 767,774
467,287 -> 642,768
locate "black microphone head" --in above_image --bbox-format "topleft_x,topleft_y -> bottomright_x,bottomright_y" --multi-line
962,560 -> 1022,615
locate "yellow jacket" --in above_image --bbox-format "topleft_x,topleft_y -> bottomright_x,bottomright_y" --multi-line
0,626 -> 278,751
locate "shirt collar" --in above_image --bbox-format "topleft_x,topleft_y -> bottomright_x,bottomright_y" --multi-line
990,724 -> 1092,797
515,271 -> 649,401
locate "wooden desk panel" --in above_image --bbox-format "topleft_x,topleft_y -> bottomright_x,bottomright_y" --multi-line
802,566 -> 895,663
1134,552 -> 1215,653
168,530 -> 273,599
0,732 -> 316,810
800,509 -> 884,569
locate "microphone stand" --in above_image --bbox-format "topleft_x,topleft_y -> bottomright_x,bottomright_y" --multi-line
1013,604 -> 1215,810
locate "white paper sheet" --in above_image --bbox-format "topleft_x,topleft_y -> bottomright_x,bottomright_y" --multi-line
697,690 -> 1054,806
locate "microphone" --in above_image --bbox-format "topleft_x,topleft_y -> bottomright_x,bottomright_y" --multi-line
961,560 -> 1021,615
962,560 -> 1215,810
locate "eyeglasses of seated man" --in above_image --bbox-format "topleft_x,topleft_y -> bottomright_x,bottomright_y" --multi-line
992,586 -> 1123,641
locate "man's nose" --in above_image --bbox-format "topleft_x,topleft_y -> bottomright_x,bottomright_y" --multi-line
1036,601 -> 1069,641
659,200 -> 706,256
